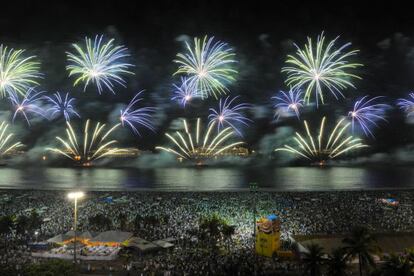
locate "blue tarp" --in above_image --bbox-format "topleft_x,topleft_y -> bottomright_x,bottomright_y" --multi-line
267,214 -> 278,221
100,196 -> 113,203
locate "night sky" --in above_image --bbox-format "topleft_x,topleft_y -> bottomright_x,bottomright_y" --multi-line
2,1 -> 414,166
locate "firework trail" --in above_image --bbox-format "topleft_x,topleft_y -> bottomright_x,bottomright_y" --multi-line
44,92 -> 80,121
10,88 -> 46,126
272,88 -> 304,120
0,121 -> 23,157
47,119 -> 127,165
275,117 -> 367,161
348,96 -> 389,138
282,32 -> 362,106
66,35 -> 134,94
174,36 -> 237,99
208,96 -> 252,136
0,44 -> 41,98
120,91 -> 156,136
156,118 -> 244,161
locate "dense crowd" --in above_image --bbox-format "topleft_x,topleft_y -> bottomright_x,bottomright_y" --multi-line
1,189 -> 414,274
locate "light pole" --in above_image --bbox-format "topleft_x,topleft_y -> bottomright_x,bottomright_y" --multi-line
68,191 -> 84,267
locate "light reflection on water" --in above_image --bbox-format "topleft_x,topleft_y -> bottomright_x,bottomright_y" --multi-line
0,166 -> 413,191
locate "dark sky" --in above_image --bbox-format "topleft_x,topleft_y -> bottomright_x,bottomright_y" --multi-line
2,1 -> 413,44
2,1 -> 414,165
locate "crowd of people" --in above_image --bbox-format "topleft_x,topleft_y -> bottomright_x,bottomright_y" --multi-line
1,189 -> 414,274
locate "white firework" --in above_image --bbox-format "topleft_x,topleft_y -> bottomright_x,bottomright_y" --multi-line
174,36 -> 237,99
282,32 -> 362,106
66,35 -> 134,94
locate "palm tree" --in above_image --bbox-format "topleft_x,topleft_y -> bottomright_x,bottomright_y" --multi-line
28,210 -> 42,236
380,253 -> 413,276
133,214 -> 143,233
302,243 -> 325,276
343,226 -> 380,276
326,247 -> 348,276
405,247 -> 414,264
0,215 -> 14,258
88,214 -> 112,231
200,214 -> 221,238
14,215 -> 30,243
118,213 -> 127,231
222,223 -> 236,251
199,214 -> 224,251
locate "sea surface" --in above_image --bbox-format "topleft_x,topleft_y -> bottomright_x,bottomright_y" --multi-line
0,166 -> 413,191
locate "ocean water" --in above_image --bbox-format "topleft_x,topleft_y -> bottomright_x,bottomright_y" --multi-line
0,166 -> 412,191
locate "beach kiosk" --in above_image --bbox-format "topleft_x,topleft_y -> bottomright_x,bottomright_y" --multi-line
255,214 -> 280,257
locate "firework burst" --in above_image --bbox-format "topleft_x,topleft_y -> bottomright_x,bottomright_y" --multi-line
47,119 -> 126,165
0,121 -> 23,157
156,118 -> 244,161
120,91 -> 156,135
272,88 -> 304,120
397,93 -> 414,117
275,117 -> 367,161
171,77 -> 198,107
208,96 -> 252,136
10,88 -> 46,126
174,36 -> 237,99
348,96 -> 389,138
0,44 -> 41,98
282,32 -> 362,106
66,35 -> 134,94
44,92 -> 80,121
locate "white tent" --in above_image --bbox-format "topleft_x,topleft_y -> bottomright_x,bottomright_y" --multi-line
153,240 -> 174,249
90,231 -> 133,243
126,237 -> 159,252
47,234 -> 69,243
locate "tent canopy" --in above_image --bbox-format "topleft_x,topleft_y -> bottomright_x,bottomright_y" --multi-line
80,231 -> 96,239
47,234 -> 70,243
90,231 -> 133,243
127,237 -> 159,252
153,240 -> 174,249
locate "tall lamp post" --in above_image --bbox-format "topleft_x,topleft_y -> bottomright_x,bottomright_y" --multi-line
68,191 -> 84,267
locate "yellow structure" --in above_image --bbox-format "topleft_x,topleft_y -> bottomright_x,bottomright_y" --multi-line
255,214 -> 281,257
215,146 -> 250,157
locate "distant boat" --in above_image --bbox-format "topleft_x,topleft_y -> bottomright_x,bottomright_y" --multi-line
73,162 -> 93,168
195,161 -> 208,167
310,160 -> 327,167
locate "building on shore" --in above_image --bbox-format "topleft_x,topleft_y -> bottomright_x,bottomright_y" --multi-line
42,147 -> 146,166
176,146 -> 251,163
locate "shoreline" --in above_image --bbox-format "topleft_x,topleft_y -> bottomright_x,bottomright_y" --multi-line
0,186 -> 412,193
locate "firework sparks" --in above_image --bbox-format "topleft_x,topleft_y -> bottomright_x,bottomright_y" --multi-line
66,35 -> 134,94
0,44 -> 41,98
0,121 -> 23,157
44,92 -> 80,121
282,32 -> 362,106
272,88 -> 304,120
275,117 -> 367,161
171,77 -> 198,107
397,93 -> 414,117
208,96 -> 252,136
348,96 -> 389,138
174,36 -> 237,99
47,119 -> 126,164
120,91 -> 156,135
10,88 -> 46,126
156,118 -> 244,161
